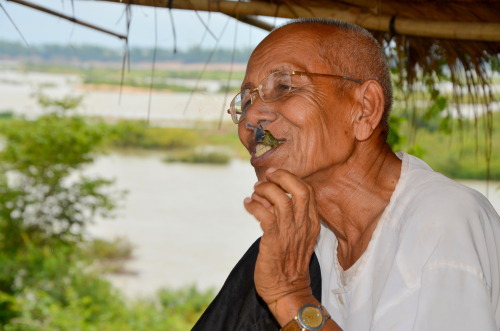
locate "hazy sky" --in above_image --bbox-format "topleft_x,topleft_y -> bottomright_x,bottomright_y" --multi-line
0,0 -> 281,50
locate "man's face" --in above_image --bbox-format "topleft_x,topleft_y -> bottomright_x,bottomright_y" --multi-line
238,25 -> 356,182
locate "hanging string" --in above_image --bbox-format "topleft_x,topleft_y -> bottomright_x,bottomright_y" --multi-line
182,16 -> 231,115
0,2 -> 30,46
146,7 -> 159,125
118,4 -> 132,105
218,19 -> 239,129
168,0 -> 177,54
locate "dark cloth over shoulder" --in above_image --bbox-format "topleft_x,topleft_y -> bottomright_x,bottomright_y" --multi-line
192,238 -> 322,331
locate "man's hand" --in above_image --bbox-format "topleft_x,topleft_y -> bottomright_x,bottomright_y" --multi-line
244,168 -> 321,305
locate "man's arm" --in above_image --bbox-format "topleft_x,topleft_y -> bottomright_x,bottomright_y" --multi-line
244,168 -> 342,330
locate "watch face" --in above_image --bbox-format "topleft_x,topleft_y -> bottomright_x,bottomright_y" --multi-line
298,305 -> 324,330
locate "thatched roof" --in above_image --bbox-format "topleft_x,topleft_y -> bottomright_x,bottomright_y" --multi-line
130,0 -> 500,40
10,0 -> 500,80
101,2 -> 498,67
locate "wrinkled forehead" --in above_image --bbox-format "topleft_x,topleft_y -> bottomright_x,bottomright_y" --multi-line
245,25 -> 329,82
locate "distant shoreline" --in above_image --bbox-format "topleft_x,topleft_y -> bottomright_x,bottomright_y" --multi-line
0,39 -> 252,70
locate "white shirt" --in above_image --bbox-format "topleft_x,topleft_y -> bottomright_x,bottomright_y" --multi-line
315,152 -> 500,330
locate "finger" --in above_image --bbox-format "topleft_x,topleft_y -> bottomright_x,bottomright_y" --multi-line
266,170 -> 320,256
307,186 -> 321,234
253,182 -> 296,234
265,168 -> 311,205
251,191 -> 273,210
244,197 -> 277,234
297,185 -> 320,262
264,170 -> 315,231
253,181 -> 293,210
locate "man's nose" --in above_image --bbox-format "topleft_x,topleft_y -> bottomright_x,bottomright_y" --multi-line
243,97 -> 278,126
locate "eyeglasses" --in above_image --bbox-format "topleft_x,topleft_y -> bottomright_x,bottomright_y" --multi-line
227,71 -> 363,124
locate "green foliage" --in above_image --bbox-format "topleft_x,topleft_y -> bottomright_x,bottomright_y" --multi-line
410,111 -> 500,180
491,55 -> 500,74
0,95 -> 120,326
82,75 -> 199,92
109,121 -> 200,150
0,95 -> 214,329
0,113 -> 116,243
164,150 -> 231,165
82,237 -> 134,274
106,120 -> 248,161
84,237 -> 133,262
81,68 -> 243,92
1,259 -> 213,330
37,94 -> 83,114
157,285 -> 215,323
0,241 -> 121,330
387,115 -> 405,152
0,112 -> 13,119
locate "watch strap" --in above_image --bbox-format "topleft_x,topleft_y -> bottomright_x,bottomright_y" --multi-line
281,317 -> 302,331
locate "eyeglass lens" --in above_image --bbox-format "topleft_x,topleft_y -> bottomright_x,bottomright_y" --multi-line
230,71 -> 293,123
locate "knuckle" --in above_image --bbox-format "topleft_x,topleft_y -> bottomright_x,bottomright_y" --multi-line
253,181 -> 267,192
294,186 -> 309,200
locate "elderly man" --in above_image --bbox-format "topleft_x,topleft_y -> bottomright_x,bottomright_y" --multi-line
193,18 -> 500,330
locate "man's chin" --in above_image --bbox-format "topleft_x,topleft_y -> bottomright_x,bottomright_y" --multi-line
254,167 -> 267,182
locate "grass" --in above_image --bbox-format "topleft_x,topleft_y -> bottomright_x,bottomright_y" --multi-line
103,119 -> 248,160
83,237 -> 135,274
19,63 -> 244,93
400,111 -> 500,180
82,70 -> 241,93
164,149 -> 231,165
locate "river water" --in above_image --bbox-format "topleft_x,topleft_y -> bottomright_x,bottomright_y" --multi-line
86,152 -> 263,298
85,151 -> 500,298
0,69 -> 232,123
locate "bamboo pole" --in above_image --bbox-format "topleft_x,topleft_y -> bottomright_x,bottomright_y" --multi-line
7,0 -> 128,40
225,14 -> 275,32
95,0 -> 500,42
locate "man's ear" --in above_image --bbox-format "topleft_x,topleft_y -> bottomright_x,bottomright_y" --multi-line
351,80 -> 385,142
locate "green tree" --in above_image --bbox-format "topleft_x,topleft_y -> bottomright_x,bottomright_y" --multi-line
0,95 -> 120,325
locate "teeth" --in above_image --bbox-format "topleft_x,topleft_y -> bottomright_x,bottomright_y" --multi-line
255,144 -> 272,157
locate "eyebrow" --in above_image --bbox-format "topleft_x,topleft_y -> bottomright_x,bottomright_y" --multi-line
240,65 -> 295,91
241,81 -> 253,91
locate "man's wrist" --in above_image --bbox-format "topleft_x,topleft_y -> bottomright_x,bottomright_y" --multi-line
281,304 -> 331,331
266,291 -> 317,327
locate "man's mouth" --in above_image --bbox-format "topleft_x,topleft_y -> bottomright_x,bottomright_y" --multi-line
245,123 -> 285,158
253,126 -> 284,158
255,143 -> 274,157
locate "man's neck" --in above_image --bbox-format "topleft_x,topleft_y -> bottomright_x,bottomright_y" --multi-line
308,143 -> 402,269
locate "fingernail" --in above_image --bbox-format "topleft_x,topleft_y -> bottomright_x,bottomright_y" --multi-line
244,197 -> 252,204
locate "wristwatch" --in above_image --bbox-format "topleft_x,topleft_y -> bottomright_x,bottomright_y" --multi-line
281,304 -> 330,331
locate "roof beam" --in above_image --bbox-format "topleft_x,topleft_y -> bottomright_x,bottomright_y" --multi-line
7,0 -> 128,40
225,14 -> 274,32
95,0 -> 500,42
